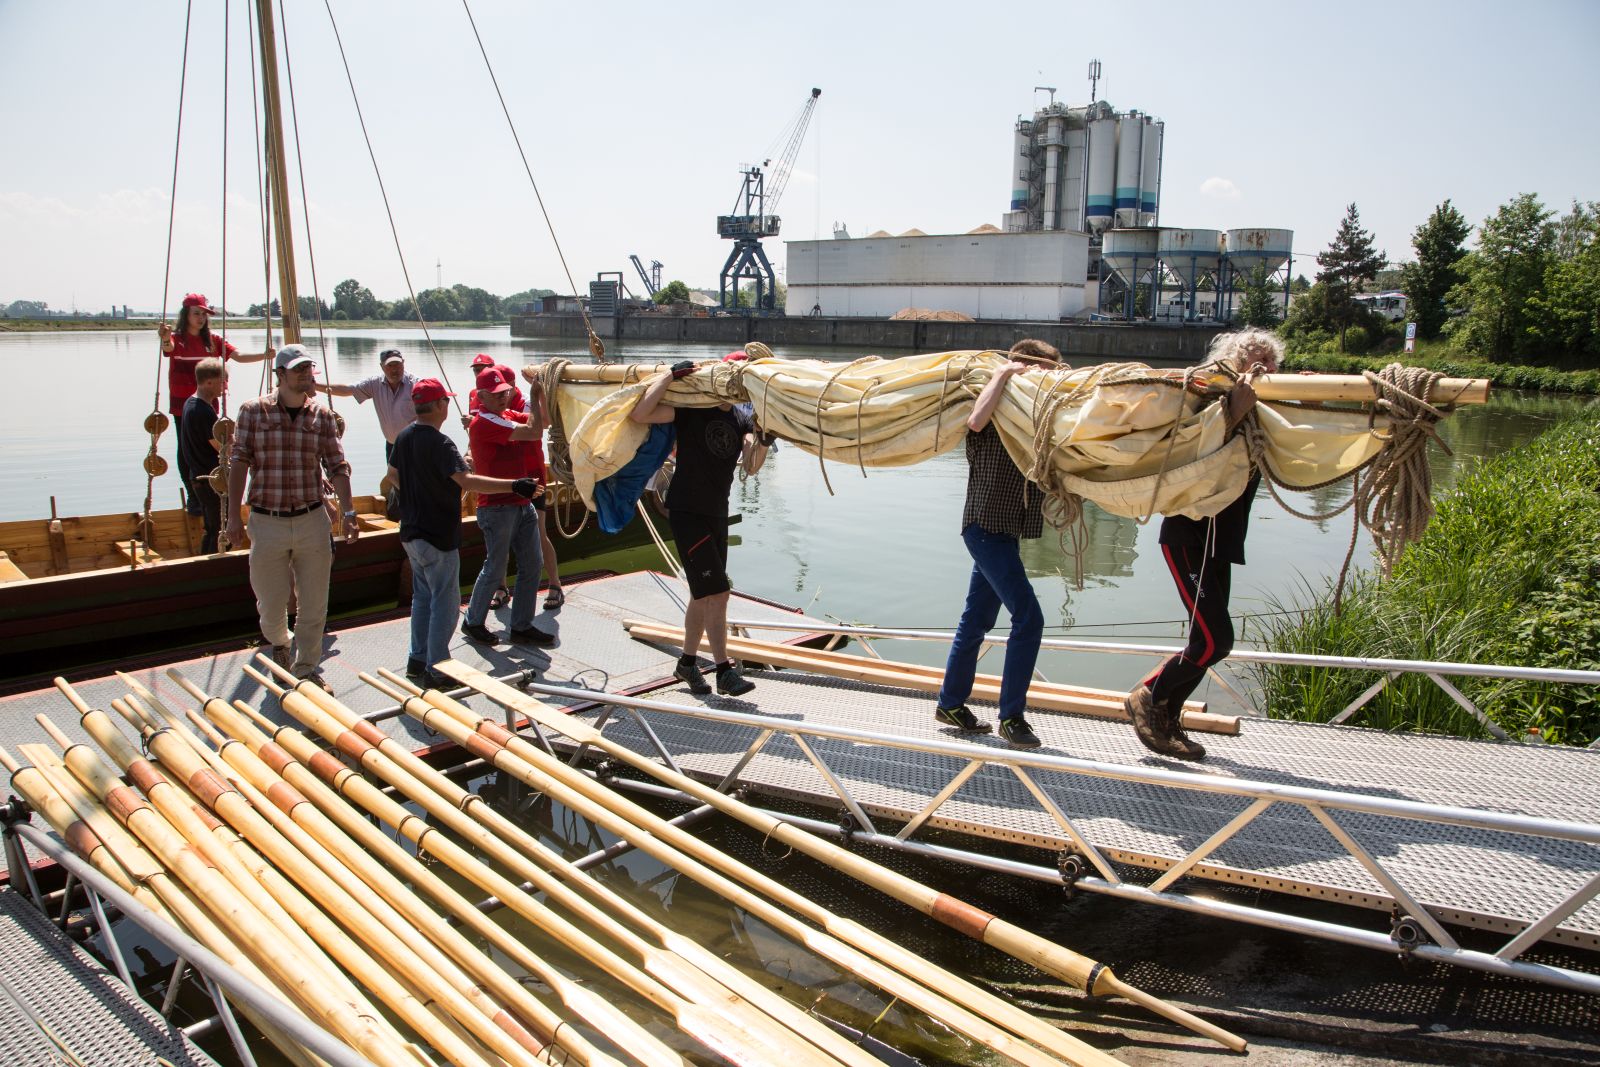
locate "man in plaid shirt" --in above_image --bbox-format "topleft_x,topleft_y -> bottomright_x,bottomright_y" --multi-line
227,344 -> 358,687
934,339 -> 1063,749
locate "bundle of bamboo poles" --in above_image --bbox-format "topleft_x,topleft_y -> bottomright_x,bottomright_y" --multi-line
5,659 -> 1228,1066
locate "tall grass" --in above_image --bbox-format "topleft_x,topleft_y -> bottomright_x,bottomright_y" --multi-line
1249,410 -> 1600,745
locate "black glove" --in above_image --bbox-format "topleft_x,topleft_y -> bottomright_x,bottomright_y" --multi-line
511,477 -> 541,499
669,360 -> 697,380
758,430 -> 777,446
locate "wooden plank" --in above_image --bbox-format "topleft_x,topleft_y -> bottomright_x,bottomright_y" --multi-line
113,540 -> 162,565
0,551 -> 28,583
625,619 -> 1240,736
356,513 -> 399,532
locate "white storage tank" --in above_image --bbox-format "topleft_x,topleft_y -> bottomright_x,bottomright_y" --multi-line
1101,227 -> 1160,286
1224,227 -> 1293,283
1158,228 -> 1223,287
1139,120 -> 1162,224
1085,116 -> 1117,233
1042,114 -> 1065,231
1010,125 -> 1030,213
1114,114 -> 1143,228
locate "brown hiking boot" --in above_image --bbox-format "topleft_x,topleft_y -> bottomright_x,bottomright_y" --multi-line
1161,703 -> 1207,761
1125,685 -> 1168,753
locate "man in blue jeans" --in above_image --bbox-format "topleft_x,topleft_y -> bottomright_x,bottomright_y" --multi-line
387,378 -> 538,687
935,339 -> 1063,748
462,367 -> 554,648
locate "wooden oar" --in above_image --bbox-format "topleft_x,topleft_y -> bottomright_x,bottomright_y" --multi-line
434,659 -> 1246,1054
161,677 -> 639,1067
387,669 -> 1125,1067
1,747 -> 334,1067
623,619 -> 1237,735
242,662 -> 839,1067
12,739 -> 427,1066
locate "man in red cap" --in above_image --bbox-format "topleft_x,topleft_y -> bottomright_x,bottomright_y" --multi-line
158,293 -> 272,511
462,366 -> 553,647
388,377 -> 538,686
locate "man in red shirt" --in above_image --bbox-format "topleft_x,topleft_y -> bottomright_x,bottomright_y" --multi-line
462,368 -> 553,647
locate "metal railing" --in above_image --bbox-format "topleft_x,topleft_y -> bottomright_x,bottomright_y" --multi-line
509,676 -> 1600,996
729,617 -> 1600,745
2,819 -> 375,1067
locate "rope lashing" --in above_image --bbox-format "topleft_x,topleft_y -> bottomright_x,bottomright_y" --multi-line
1358,363 -> 1450,575
813,356 -> 877,496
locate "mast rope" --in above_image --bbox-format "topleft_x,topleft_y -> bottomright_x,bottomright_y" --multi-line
320,0 -> 463,415
141,0 -> 196,563
458,0 -> 608,362
277,0 -> 341,434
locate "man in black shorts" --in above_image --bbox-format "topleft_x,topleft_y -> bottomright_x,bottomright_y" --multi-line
630,360 -> 771,696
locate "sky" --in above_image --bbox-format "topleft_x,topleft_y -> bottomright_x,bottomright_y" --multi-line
2,0 -> 1597,314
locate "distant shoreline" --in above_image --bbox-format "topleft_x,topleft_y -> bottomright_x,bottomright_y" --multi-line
0,319 -> 512,332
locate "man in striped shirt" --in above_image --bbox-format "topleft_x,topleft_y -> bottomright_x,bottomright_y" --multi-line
934,340 -> 1063,749
227,344 -> 358,688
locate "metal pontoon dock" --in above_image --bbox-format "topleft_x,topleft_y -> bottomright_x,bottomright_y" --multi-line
3,570 -> 1598,1029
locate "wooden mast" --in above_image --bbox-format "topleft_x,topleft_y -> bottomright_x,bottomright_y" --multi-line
256,0 -> 301,344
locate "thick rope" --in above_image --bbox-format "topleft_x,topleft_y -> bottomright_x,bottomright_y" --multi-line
320,0 -> 462,414
1357,363 -> 1449,575
458,0 -> 607,362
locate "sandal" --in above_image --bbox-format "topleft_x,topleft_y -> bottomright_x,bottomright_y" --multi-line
489,585 -> 510,610
543,587 -> 565,610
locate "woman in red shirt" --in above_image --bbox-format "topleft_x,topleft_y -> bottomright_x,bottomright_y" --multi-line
158,292 -> 273,509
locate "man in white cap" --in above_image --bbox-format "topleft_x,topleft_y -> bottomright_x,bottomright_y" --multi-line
227,344 -> 358,689
320,347 -> 418,463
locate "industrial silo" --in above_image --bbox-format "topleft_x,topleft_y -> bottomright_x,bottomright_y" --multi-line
1102,228 -> 1161,318
1139,120 -> 1163,225
1158,228 -> 1223,321
1042,113 -> 1066,230
1010,124 -> 1030,214
1223,228 -> 1293,320
1085,115 -> 1117,234
1114,113 -> 1143,228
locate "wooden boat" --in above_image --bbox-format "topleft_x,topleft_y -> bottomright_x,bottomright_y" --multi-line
0,491 -> 669,677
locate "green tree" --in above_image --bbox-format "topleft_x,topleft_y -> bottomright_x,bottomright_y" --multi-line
332,278 -> 377,319
654,279 -> 692,305
1290,274 -> 1311,293
1401,200 -> 1471,340
415,287 -> 463,321
1316,203 -> 1387,351
297,295 -> 331,322
450,284 -> 500,321
1446,193 -> 1556,360
1527,205 -> 1600,363
386,297 -> 416,321
1236,264 -> 1280,328
5,299 -> 49,317
247,299 -> 282,317
503,288 -> 555,311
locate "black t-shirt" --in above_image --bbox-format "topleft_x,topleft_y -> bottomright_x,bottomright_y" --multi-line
178,395 -> 219,485
666,406 -> 751,517
1159,471 -> 1261,565
391,422 -> 468,551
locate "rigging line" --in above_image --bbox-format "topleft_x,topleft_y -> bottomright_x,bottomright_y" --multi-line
276,0 -> 336,423
320,0 -> 463,415
246,0 -> 276,398
219,0 -> 230,415
155,0 -> 195,409
457,0 -> 607,361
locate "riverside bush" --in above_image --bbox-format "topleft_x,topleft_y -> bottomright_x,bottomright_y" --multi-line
1249,410 -> 1600,745
1281,348 -> 1600,396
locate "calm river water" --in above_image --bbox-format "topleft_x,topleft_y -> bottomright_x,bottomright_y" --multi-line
7,327 -> 1593,1066
3,326 -> 1593,702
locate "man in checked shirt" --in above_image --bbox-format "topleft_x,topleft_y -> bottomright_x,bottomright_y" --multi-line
933,339 -> 1063,749
227,344 -> 359,690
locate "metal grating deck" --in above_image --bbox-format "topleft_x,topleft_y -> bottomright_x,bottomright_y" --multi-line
0,888 -> 221,1067
575,661 -> 1600,953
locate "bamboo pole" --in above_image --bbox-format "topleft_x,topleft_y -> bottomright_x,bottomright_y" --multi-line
374,670 -> 1122,1067
238,663 -> 841,1067
430,659 -> 1247,1054
11,738 -> 424,1066
2,747 -> 334,1067
158,681 -> 635,1067
623,620 -> 1236,735
533,360 -> 1489,406
121,706 -> 549,1067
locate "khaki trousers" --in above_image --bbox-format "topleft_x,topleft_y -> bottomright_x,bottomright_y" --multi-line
248,509 -> 333,678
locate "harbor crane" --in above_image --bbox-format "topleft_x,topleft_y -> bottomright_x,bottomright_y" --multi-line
629,254 -> 662,298
716,87 -> 820,315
